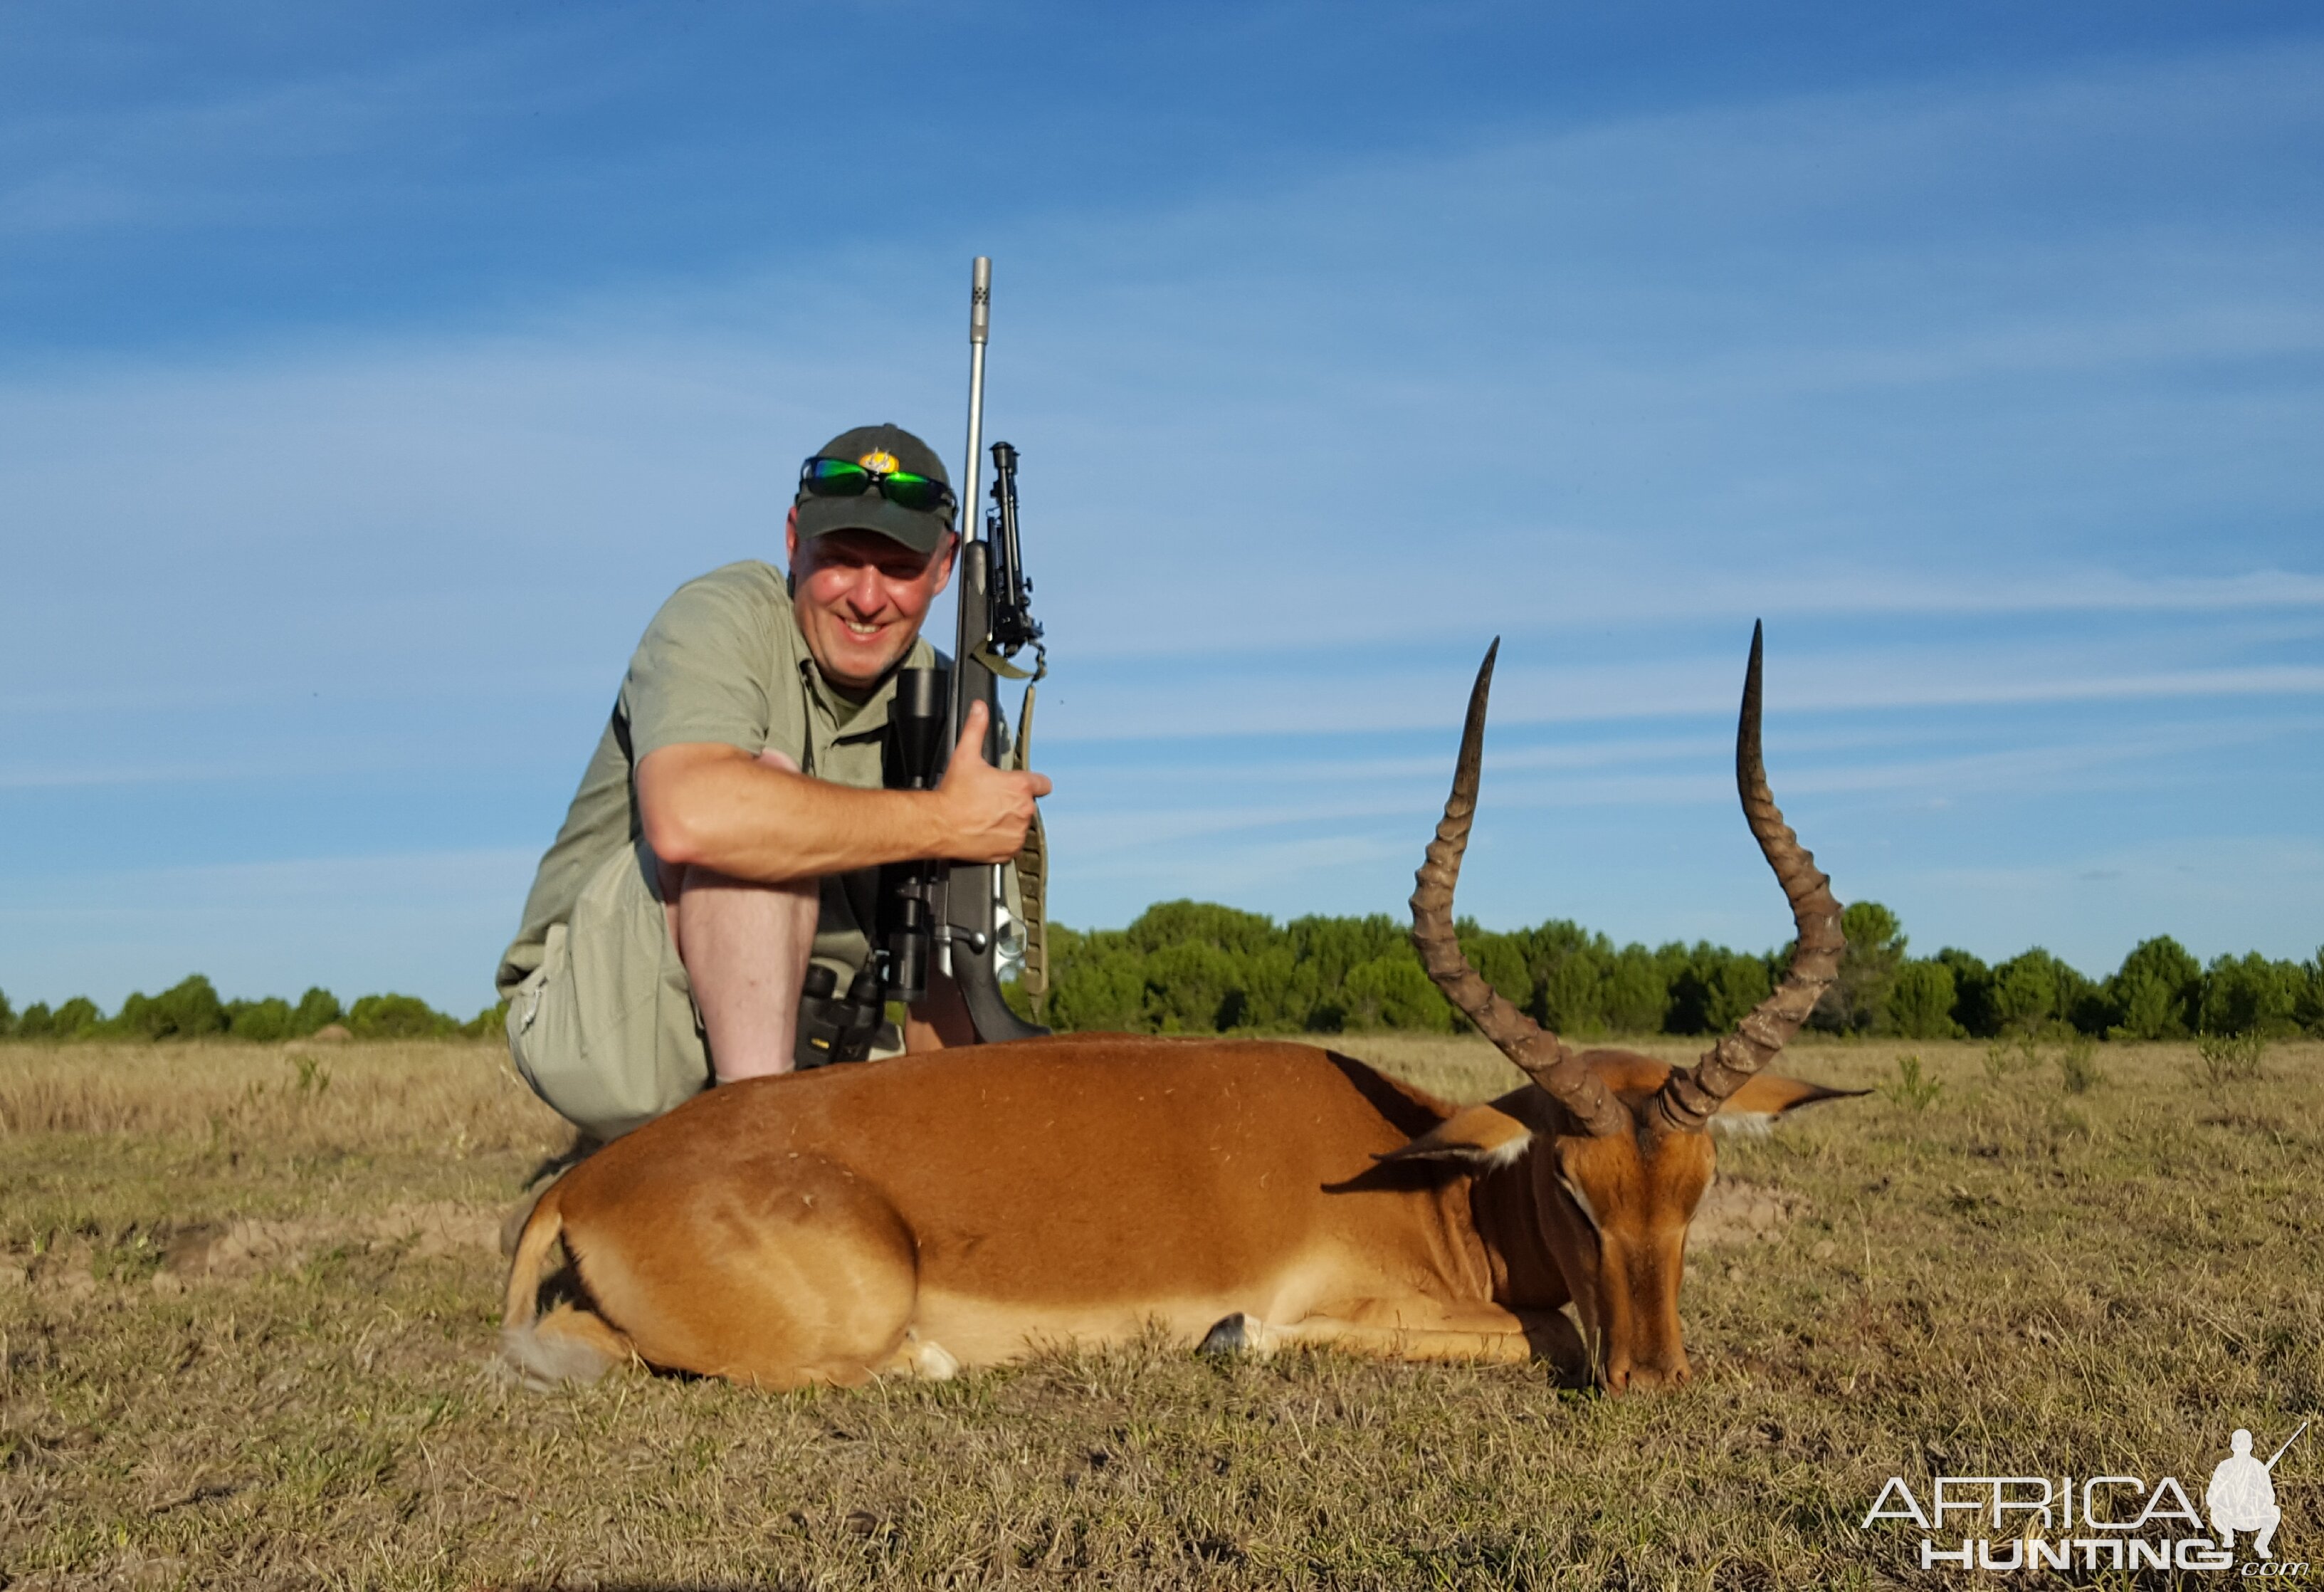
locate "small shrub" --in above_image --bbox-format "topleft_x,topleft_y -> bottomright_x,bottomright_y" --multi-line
1880,1053 -> 1943,1111
2194,1030 -> 2266,1086
1983,1036 -> 2039,1082
2056,1034 -> 2103,1095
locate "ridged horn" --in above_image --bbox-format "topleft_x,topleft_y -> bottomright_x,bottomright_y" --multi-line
1411,641 -> 1629,1139
1649,623 -> 1845,1136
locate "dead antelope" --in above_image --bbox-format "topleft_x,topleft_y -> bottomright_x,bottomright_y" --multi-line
504,626 -> 1851,1392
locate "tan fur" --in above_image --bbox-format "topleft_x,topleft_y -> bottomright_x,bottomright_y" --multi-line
500,1038 -> 1849,1391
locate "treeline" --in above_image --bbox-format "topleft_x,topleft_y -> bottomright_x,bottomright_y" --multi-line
8,901 -> 2318,1047
0,976 -> 503,1044
1027,901 -> 2324,1042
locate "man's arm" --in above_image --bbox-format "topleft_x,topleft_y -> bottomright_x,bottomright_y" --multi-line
638,699 -> 1048,881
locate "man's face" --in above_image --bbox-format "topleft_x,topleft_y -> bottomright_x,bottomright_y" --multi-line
787,515 -> 957,692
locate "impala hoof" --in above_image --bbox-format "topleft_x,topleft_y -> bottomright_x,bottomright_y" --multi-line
1198,1314 -> 1251,1356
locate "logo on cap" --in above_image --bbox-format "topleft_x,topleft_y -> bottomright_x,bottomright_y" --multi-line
858,450 -> 901,473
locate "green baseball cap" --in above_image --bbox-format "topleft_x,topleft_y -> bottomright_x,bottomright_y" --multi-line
794,423 -> 956,555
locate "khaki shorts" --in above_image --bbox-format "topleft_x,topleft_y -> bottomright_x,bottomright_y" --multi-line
503,839 -> 710,1141
502,841 -> 882,1140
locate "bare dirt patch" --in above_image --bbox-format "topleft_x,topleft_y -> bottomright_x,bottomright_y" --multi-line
158,1201 -> 500,1282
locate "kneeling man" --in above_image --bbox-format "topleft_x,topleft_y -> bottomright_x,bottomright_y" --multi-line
2207,1428 -> 2281,1559
495,424 -> 1051,1140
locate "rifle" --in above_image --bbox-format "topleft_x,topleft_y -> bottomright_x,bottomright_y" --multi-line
875,257 -> 1050,1044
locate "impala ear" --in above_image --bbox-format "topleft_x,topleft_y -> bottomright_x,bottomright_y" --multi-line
1375,1104 -> 1534,1168
1718,1073 -> 1869,1126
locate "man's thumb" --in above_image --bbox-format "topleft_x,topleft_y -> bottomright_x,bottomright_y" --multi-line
953,700 -> 990,767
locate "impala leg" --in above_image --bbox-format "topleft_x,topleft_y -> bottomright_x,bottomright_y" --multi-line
559,1151 -> 925,1388
1204,1302 -> 1587,1376
872,1328 -> 962,1382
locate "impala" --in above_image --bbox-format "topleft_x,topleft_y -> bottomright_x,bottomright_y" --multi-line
505,626 -> 1851,1392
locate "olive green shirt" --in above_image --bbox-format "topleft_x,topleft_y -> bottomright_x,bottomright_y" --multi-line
496,560 -> 935,997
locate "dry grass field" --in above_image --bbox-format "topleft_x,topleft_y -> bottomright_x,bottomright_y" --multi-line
1,1032 -> 2317,1588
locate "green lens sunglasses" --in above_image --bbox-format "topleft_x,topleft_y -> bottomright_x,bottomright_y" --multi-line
798,456 -> 956,515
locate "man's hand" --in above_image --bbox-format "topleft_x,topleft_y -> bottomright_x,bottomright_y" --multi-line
937,699 -> 1053,864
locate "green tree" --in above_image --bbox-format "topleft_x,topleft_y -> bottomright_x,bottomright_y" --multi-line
14,1001 -> 53,1039
1989,955 -> 2052,1035
1934,948 -> 1997,1037
1122,900 -> 1278,960
1666,944 -> 1772,1035
1237,946 -> 1319,1031
1286,913 -> 1407,992
1045,931 -> 1150,1032
1341,955 -> 1455,1032
2198,953 -> 2304,1037
2105,936 -> 2201,1039
1814,901 -> 1907,1034
1886,959 -> 1961,1039
51,997 -> 102,1039
1141,940 -> 1251,1032
1600,945 -> 1670,1034
345,993 -> 458,1040
0,988 -> 11,1035
462,1000 -> 510,1039
2298,948 -> 2324,1036
228,997 -> 296,1042
109,975 -> 228,1041
1539,948 -> 1607,1037
290,987 -> 345,1036
1455,924 -> 1531,1012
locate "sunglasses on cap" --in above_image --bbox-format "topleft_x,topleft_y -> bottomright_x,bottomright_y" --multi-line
797,456 -> 956,515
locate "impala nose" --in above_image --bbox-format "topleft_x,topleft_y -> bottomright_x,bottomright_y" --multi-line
1606,1359 -> 1690,1394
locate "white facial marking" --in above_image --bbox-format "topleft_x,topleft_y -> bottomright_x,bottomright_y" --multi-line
1556,1173 -> 1602,1232
1477,1131 -> 1534,1169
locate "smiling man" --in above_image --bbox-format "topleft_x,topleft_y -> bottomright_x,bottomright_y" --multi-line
495,424 -> 1051,1141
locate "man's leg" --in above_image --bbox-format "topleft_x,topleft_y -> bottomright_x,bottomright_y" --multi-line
661,749 -> 821,1082
2252,1508 -> 2277,1559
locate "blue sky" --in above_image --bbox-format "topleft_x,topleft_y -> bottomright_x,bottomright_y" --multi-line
2,1 -> 2319,1013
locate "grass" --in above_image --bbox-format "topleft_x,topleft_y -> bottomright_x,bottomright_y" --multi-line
1,1033 -> 2318,1588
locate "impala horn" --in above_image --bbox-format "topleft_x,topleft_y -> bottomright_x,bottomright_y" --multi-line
1649,622 -> 1846,1136
1411,640 -> 1630,1140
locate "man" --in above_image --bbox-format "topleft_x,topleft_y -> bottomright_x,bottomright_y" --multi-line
2207,1428 -> 2281,1559
495,423 -> 1051,1141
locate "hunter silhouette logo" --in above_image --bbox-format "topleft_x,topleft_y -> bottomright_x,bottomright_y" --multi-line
1861,1420 -> 2308,1574
2210,1423 -> 2305,1561
857,449 -> 901,473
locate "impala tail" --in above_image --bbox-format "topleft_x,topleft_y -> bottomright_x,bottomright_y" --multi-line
500,1184 -> 633,1388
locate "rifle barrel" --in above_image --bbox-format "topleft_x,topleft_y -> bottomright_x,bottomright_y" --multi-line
2266,1419 -> 2308,1470
962,256 -> 991,547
